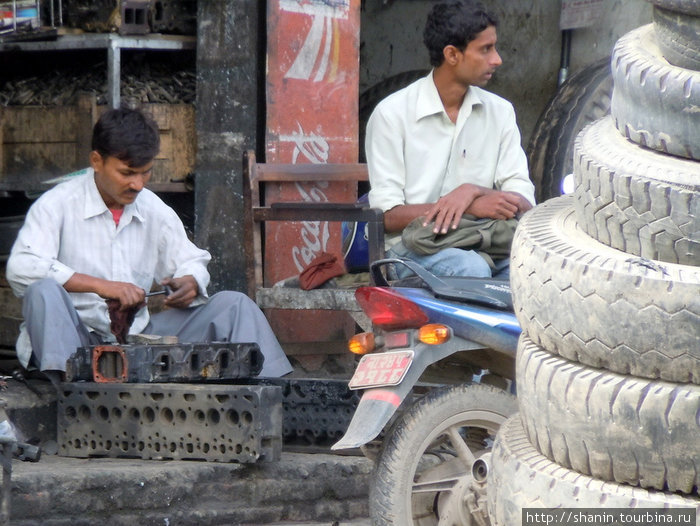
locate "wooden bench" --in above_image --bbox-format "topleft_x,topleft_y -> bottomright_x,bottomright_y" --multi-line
242,150 -> 384,331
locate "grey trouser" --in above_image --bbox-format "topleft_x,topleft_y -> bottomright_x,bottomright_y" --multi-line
21,279 -> 293,377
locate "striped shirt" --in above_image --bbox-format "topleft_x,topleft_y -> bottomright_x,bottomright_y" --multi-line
7,169 -> 211,365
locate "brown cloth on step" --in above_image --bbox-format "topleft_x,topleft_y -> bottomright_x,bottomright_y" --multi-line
106,299 -> 142,344
299,252 -> 346,290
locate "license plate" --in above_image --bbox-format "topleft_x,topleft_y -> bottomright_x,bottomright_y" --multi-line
348,350 -> 414,390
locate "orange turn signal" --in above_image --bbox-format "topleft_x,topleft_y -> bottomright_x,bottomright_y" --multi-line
418,324 -> 451,345
348,332 -> 375,355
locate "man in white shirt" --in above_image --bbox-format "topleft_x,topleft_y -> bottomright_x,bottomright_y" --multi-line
367,0 -> 536,278
7,108 -> 292,380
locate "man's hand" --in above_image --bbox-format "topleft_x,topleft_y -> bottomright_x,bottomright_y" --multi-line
64,273 -> 146,310
99,281 -> 147,310
466,191 -> 522,220
161,275 -> 198,309
423,183 -> 483,234
383,186 -> 533,234
505,191 -> 534,215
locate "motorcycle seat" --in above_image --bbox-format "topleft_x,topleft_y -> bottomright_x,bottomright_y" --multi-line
371,259 -> 514,311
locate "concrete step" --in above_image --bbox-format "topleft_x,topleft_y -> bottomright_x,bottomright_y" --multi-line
1,378 -> 373,526
11,452 -> 372,525
262,522 -> 369,525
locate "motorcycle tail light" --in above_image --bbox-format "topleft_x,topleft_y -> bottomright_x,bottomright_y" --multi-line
349,332 -> 375,354
355,287 -> 429,330
418,324 -> 451,345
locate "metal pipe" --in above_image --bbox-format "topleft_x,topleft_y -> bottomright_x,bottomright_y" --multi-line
558,28 -> 572,86
108,40 -> 121,108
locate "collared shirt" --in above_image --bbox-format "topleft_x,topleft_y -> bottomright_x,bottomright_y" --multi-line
7,169 -> 211,365
366,71 -> 536,247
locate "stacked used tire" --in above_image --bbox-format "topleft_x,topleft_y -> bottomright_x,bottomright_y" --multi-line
488,5 -> 700,522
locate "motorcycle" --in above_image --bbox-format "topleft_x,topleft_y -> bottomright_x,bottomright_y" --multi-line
332,258 -> 520,526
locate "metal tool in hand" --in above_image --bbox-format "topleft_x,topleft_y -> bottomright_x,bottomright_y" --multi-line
146,286 -> 171,298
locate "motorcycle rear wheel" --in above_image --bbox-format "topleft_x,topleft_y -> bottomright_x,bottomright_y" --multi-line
369,383 -> 517,526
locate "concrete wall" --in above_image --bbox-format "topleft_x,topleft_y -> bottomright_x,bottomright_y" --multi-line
359,0 -> 653,146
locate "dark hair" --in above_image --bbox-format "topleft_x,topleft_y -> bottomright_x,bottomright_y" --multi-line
423,0 -> 498,67
91,107 -> 160,167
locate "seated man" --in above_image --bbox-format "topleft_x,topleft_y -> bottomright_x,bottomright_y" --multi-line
6,107 -> 293,381
366,0 -> 536,279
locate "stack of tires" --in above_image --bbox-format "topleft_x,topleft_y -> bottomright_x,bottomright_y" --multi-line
487,4 -> 700,522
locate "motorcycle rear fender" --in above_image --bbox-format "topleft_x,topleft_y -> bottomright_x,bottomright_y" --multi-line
332,336 -> 484,450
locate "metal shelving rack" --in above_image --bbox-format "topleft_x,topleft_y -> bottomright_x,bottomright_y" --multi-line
0,32 -> 196,108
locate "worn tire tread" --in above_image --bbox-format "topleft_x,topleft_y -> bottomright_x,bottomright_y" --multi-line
610,24 -> 700,160
487,415 -> 700,526
510,197 -> 700,384
653,6 -> 700,70
648,0 -> 700,16
517,336 -> 700,494
573,116 -> 700,265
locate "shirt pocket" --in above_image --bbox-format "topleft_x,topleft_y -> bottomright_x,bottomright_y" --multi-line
114,230 -> 157,286
127,268 -> 152,290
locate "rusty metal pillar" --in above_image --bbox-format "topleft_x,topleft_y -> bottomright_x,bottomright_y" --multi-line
194,0 -> 263,293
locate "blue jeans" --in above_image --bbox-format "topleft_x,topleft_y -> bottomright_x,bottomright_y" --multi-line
388,242 -> 510,280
